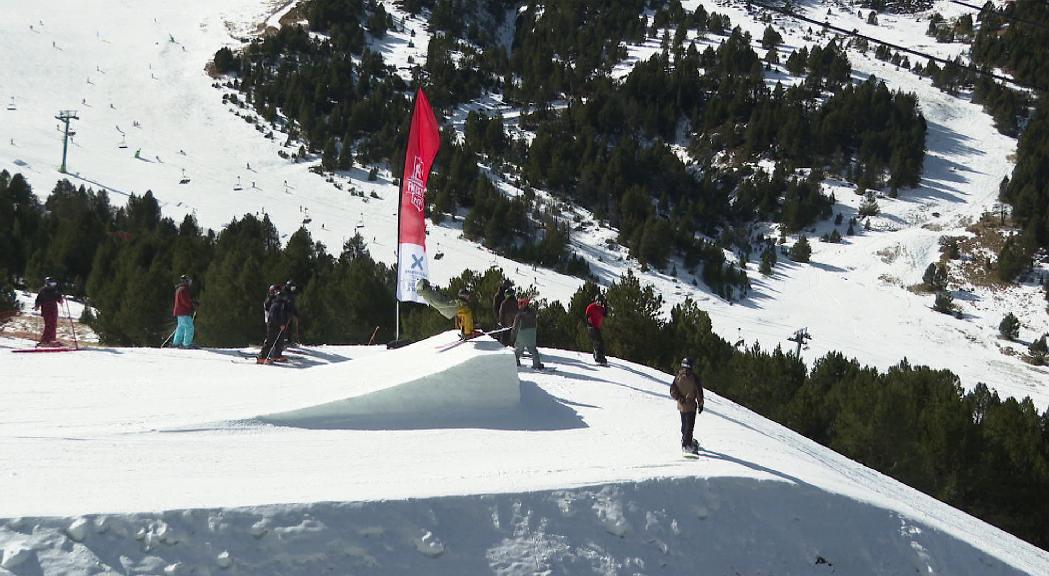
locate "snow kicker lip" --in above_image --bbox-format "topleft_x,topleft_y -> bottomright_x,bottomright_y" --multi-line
257,331 -> 520,429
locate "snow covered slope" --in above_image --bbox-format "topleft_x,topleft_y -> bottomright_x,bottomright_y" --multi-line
2,334 -> 1048,574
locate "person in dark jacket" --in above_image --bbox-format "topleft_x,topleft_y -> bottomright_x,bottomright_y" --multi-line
511,297 -> 544,369
171,275 -> 195,348
492,278 -> 513,325
283,280 -> 300,348
258,289 -> 294,363
669,357 -> 704,453
584,293 -> 608,365
263,283 -> 282,324
34,277 -> 64,347
497,289 -> 519,345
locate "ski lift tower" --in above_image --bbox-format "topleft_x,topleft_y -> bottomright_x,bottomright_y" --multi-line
55,109 -> 79,173
787,327 -> 811,357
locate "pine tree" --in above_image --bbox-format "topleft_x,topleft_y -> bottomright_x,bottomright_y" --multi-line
923,262 -> 948,291
1028,334 -> 1048,365
933,291 -> 954,314
790,235 -> 811,263
999,312 -> 1020,340
858,191 -> 880,217
321,137 -> 338,172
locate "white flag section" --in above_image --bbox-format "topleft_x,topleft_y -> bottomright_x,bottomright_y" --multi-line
396,243 -> 428,304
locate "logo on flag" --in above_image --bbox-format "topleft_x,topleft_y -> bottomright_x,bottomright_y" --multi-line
407,156 -> 426,212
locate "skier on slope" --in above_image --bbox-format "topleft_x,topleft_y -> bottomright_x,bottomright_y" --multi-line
511,297 -> 544,370
497,288 -> 519,346
669,357 -> 704,454
33,277 -> 64,347
584,292 -> 608,365
454,288 -> 479,340
171,275 -> 195,348
258,286 -> 294,364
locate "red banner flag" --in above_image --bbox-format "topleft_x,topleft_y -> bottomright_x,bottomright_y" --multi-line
397,88 -> 441,303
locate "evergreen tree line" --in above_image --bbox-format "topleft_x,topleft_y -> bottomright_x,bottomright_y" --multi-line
5,171 -> 1049,547
0,175 -> 396,346
969,0 -> 1049,262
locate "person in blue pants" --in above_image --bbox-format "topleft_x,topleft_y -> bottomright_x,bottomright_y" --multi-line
172,275 -> 195,348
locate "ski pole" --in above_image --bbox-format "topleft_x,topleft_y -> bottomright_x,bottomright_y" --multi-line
64,297 -> 79,350
367,325 -> 380,346
266,325 -> 287,362
160,326 -> 177,348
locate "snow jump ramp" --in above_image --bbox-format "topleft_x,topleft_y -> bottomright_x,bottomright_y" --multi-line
258,331 -> 520,427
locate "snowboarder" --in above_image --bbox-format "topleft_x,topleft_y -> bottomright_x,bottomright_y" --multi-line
33,277 -> 64,347
584,293 -> 608,365
511,297 -> 544,370
497,288 -> 519,346
454,288 -> 478,340
492,278 -> 513,324
258,287 -> 294,363
669,357 -> 704,454
171,275 -> 195,348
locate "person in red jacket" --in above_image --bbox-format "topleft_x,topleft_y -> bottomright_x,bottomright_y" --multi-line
584,292 -> 608,365
33,277 -> 64,347
172,275 -> 195,348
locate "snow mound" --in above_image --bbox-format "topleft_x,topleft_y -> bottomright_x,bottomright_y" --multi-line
258,332 -> 520,427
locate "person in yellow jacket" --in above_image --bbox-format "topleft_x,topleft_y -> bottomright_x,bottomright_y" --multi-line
454,288 -> 479,340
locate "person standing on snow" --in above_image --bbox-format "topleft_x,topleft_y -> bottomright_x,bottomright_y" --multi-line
584,292 -> 608,365
263,283 -> 282,325
669,357 -> 704,454
454,288 -> 478,340
498,288 -> 519,346
511,297 -> 544,370
282,280 -> 300,348
492,278 -> 513,325
33,277 -> 64,347
171,275 -> 195,348
258,287 -> 292,363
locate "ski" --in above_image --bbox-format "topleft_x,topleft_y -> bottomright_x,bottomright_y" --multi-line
12,347 -> 78,354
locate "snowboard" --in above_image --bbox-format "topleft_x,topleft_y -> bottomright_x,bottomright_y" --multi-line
415,279 -> 459,320
519,365 -> 555,372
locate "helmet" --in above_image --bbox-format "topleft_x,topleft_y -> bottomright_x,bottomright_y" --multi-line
457,287 -> 471,300
681,357 -> 693,369
180,274 -> 192,286
44,276 -> 58,288
268,283 -> 280,295
595,292 -> 606,305
285,280 -> 297,293
505,289 -> 515,299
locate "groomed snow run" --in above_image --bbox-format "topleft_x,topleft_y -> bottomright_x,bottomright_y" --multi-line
2,334 -> 1048,574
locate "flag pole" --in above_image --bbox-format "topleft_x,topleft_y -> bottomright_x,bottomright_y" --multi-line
395,88 -> 421,341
